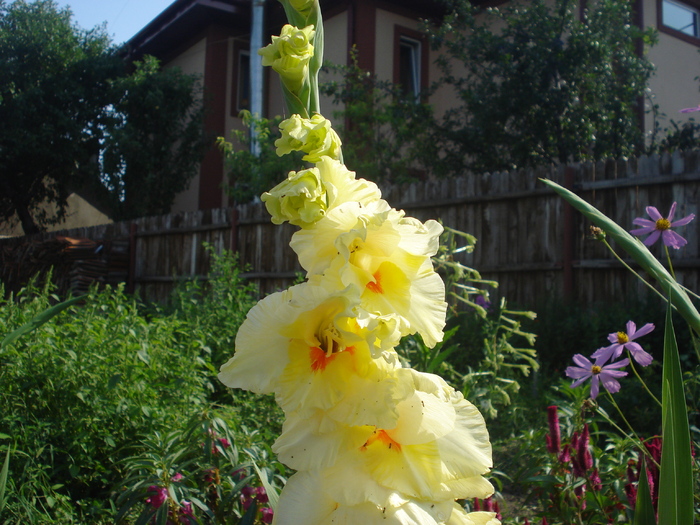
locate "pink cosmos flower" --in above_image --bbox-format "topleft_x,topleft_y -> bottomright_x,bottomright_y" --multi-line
565,354 -> 629,399
630,202 -> 695,249
171,473 -> 184,482
591,321 -> 655,366
261,507 -> 274,524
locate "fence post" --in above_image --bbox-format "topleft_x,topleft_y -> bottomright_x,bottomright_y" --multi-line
563,166 -> 576,299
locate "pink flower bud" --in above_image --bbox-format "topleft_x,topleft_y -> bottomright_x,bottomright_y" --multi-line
546,406 -> 561,454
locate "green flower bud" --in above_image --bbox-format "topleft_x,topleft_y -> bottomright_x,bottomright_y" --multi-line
262,167 -> 326,227
258,24 -> 315,94
275,114 -> 342,162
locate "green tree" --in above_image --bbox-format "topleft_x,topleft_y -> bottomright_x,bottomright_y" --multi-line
0,0 -> 208,233
428,0 -> 656,173
0,0 -> 120,234
321,47 -> 438,184
100,56 -> 208,220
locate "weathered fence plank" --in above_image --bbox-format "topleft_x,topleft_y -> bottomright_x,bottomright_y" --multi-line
2,152 -> 699,306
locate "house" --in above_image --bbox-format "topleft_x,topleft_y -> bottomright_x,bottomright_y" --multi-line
122,0 -> 700,214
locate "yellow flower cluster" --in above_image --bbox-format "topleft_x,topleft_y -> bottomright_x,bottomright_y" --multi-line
275,114 -> 342,162
258,24 -> 315,93
219,15 -> 499,525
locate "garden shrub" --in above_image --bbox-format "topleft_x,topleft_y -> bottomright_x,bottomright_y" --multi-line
0,249 -> 281,523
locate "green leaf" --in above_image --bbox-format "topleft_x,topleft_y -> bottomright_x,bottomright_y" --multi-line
657,306 -> 694,525
633,459 -> 656,525
252,460 -> 279,510
540,178 -> 700,336
1,295 -> 83,349
240,499 -> 258,525
0,446 -> 11,516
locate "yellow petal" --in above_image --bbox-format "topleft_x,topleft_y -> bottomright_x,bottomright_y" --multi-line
446,505 -> 500,525
218,286 -> 301,393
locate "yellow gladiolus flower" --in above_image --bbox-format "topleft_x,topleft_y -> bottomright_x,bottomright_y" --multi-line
274,470 -> 457,525
261,156 -> 381,228
272,369 -> 494,503
259,24 -> 315,93
291,200 -> 447,347
218,280 -> 401,426
275,113 -> 342,162
447,505 -> 500,525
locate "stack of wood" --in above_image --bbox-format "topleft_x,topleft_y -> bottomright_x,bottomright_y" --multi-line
0,236 -> 126,298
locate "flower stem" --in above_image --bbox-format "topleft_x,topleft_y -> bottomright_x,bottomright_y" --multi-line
626,352 -> 661,407
602,239 -> 668,303
664,245 -> 677,280
601,391 -> 656,463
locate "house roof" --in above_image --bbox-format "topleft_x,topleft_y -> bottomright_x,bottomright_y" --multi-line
122,0 -> 251,60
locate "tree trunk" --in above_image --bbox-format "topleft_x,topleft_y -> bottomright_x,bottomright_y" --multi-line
0,177 -> 41,235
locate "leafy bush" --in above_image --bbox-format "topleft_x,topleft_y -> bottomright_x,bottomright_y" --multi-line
0,250 -> 282,523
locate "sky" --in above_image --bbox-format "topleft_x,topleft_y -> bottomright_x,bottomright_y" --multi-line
55,0 -> 175,45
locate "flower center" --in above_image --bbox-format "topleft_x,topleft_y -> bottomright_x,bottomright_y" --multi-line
360,429 -> 402,452
591,365 -> 602,375
616,332 -> 629,344
655,218 -> 671,231
366,270 -> 384,294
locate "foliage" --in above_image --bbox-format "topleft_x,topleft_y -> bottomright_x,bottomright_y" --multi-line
218,112 -> 303,204
427,0 -> 656,173
496,383 -> 647,524
0,251 -> 283,523
99,55 -> 209,221
400,226 -> 539,425
320,47 -> 439,183
115,411 -> 284,524
0,0 -> 208,234
0,0 -> 121,234
652,118 -> 700,153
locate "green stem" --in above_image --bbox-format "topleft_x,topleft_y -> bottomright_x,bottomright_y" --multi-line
604,391 -> 641,442
603,239 -> 668,304
664,244 -> 677,280
626,351 -> 661,407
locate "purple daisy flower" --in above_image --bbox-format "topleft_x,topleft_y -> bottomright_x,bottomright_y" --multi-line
630,202 -> 695,249
591,320 -> 655,366
565,354 -> 629,399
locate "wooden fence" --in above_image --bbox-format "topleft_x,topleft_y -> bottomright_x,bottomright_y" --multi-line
2,151 -> 699,306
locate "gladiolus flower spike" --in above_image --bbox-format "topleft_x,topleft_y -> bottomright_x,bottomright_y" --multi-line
565,354 -> 629,399
630,202 -> 694,249
218,3 -> 500,523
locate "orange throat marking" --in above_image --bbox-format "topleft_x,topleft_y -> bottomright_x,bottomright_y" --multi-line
360,429 -> 402,452
366,270 -> 384,294
309,346 -> 354,372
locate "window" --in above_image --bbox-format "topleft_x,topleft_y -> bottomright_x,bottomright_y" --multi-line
399,37 -> 421,98
231,44 -> 250,115
393,27 -> 428,99
659,0 -> 700,44
236,50 -> 251,112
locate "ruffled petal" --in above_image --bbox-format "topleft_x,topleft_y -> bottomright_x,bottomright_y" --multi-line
218,286 -> 301,393
447,505 -> 500,525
